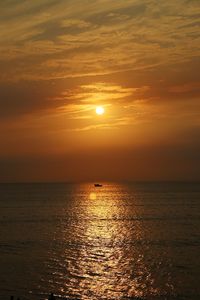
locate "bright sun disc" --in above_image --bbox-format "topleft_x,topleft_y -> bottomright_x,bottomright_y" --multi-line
96,106 -> 104,115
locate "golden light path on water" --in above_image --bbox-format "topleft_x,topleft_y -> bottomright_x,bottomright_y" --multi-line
80,189 -> 144,299
44,184 -> 174,300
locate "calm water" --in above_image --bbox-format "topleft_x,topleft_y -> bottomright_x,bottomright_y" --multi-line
0,182 -> 200,300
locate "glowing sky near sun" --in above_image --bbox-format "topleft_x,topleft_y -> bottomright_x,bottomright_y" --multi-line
0,0 -> 199,182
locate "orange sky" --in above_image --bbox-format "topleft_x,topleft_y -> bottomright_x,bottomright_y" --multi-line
0,0 -> 200,182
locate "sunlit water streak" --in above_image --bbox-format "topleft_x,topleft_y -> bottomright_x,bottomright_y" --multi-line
0,183 -> 200,300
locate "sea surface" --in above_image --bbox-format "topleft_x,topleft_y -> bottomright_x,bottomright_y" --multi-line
0,182 -> 200,300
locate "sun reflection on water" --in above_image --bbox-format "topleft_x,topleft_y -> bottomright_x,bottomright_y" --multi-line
89,192 -> 96,200
46,184 -> 173,299
65,185 -> 156,299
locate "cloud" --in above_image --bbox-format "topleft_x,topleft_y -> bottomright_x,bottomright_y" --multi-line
51,82 -> 148,128
169,82 -> 200,94
0,0 -> 199,81
63,83 -> 138,103
0,80 -> 61,119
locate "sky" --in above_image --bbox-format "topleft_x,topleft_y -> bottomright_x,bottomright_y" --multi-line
0,0 -> 200,182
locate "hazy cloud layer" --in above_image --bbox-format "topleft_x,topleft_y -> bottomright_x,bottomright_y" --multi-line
0,0 -> 199,80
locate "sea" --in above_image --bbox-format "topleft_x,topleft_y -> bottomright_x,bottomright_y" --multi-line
0,182 -> 200,300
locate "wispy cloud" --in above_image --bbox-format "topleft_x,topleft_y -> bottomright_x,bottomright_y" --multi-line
0,0 -> 199,81
60,83 -> 137,103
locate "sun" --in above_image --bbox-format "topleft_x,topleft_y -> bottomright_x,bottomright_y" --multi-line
96,106 -> 105,115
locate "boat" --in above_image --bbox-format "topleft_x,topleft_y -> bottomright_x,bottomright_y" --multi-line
94,183 -> 102,187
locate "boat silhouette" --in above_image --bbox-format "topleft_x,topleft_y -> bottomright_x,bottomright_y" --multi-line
94,183 -> 102,187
